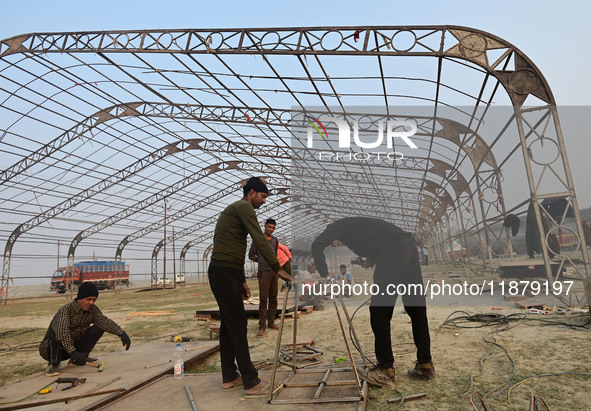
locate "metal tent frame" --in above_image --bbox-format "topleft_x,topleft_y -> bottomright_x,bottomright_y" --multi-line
0,26 -> 589,306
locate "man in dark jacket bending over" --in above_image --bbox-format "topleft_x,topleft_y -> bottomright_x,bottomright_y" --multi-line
311,217 -> 435,388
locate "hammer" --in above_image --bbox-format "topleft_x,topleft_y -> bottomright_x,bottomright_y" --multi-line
87,360 -> 105,372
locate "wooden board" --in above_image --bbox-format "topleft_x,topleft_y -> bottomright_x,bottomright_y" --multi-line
0,342 -> 218,410
496,261 -> 565,279
196,295 -> 313,319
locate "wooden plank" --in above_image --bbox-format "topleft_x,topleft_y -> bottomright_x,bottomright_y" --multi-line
496,261 -> 565,279
0,342 -> 219,411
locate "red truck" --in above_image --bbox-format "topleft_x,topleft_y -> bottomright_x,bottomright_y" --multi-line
556,232 -> 578,252
50,261 -> 130,294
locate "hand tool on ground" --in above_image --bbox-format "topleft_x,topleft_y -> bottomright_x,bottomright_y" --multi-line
86,360 -> 104,371
171,335 -> 192,342
56,377 -> 87,391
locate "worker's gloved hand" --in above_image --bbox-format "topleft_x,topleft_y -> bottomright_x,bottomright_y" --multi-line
120,332 -> 131,350
70,351 -> 87,366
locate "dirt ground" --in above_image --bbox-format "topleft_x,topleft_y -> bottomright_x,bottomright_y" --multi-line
1,269 -> 590,410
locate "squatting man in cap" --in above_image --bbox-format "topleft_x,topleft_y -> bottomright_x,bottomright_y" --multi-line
39,282 -> 132,376
312,217 -> 435,389
208,177 -> 291,397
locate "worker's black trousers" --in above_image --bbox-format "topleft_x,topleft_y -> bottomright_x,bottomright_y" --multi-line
208,264 -> 260,390
369,236 -> 432,368
47,325 -> 104,365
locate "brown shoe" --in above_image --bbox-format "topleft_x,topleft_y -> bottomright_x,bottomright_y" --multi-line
408,361 -> 436,380
268,324 -> 279,330
357,365 -> 395,388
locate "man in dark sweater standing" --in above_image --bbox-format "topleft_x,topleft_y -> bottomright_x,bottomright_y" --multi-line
249,218 -> 280,337
209,177 -> 291,396
311,217 -> 435,389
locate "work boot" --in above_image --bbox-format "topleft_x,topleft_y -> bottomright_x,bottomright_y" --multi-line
408,361 -> 436,380
46,363 -> 61,377
358,365 -> 395,388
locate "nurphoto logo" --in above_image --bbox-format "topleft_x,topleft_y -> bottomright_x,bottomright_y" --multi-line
306,116 -> 419,149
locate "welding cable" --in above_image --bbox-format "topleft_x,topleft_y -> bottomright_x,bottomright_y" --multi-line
520,316 -> 591,330
460,332 -> 498,411
0,381 -> 56,405
347,297 -> 374,365
441,311 -> 591,332
0,341 -> 43,354
0,342 -> 12,353
389,387 -> 405,410
503,372 -> 591,411
457,374 -> 475,410
458,334 -> 504,411
481,334 -> 516,408
458,332 -> 514,411
440,311 -> 525,330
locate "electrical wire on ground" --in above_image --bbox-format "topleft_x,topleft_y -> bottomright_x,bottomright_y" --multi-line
440,310 -> 591,333
443,310 -> 591,410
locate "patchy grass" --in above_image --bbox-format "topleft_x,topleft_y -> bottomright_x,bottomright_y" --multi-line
1,267 -> 591,410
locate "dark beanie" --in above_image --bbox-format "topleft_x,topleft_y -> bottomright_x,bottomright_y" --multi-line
244,177 -> 268,194
77,282 -> 99,300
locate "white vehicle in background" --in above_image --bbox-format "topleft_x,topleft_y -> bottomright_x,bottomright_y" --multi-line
155,274 -> 185,287
156,277 -> 172,286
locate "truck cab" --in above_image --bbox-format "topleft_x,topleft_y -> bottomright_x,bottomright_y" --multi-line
50,267 -> 80,294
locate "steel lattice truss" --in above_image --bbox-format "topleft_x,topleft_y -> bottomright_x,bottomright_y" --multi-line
0,26 -> 589,302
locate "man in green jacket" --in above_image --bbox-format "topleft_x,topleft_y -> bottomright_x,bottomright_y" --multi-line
208,177 -> 291,397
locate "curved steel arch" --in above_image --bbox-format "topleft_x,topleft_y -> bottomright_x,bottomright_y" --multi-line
0,102 -> 492,216
0,26 -> 554,107
0,101 -> 495,240
66,160 -> 292,266
154,191 -> 291,284
1,25 -> 588,305
176,197 -> 294,283
165,174 -> 453,284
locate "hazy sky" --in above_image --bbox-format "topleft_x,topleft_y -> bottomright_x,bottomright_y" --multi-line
1,0 -> 589,206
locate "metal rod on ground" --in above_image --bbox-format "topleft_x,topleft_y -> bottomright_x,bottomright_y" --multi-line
313,369 -> 331,399
332,297 -> 363,398
268,284 -> 291,403
145,359 -> 171,369
386,392 -> 427,404
336,293 -> 369,368
184,384 -> 198,411
1,389 -> 125,410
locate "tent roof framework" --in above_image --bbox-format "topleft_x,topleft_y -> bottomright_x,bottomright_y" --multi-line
0,26 -> 589,299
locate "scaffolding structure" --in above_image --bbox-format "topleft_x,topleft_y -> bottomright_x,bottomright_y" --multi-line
0,26 -> 589,305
